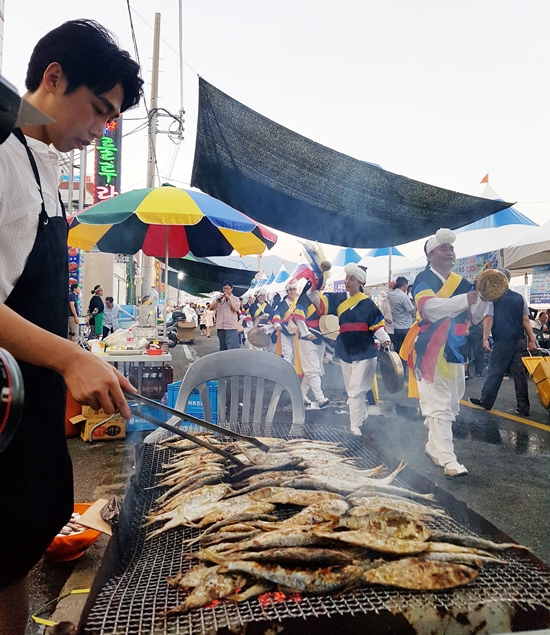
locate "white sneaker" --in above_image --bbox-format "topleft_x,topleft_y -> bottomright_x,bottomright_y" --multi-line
444,461 -> 468,477
349,426 -> 362,436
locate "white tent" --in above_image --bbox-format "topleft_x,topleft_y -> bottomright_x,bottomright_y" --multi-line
503,221 -> 550,272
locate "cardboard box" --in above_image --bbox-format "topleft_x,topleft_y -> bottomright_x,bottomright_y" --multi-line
70,412 -> 126,442
532,358 -> 550,385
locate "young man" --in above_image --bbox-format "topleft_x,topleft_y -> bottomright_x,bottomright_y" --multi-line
388,276 -> 415,354
213,281 -> 241,350
0,20 -> 142,634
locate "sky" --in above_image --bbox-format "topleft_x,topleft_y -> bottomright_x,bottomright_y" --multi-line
3,0 -> 550,265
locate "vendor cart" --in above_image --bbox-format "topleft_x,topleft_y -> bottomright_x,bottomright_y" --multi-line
176,321 -> 196,344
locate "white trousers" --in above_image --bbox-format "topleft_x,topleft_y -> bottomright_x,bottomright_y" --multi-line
280,333 -> 295,364
417,369 -> 465,466
299,339 -> 326,402
341,357 -> 377,427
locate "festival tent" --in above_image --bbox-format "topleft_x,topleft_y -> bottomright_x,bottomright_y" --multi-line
359,247 -> 411,281
503,221 -> 550,273
332,248 -> 362,266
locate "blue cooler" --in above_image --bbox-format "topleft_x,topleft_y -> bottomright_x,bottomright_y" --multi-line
127,400 -> 168,432
167,380 -> 218,425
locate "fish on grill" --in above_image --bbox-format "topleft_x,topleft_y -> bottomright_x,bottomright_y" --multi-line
145,483 -> 231,525
429,532 -> 532,552
312,529 -> 430,555
305,461 -> 405,487
334,510 -> 431,542
253,499 -> 350,528
163,568 -> 248,614
210,556 -> 365,594
195,495 -> 277,527
214,547 -> 356,566
348,495 -> 448,520
249,486 -> 345,506
208,527 -> 330,554
363,557 -> 478,590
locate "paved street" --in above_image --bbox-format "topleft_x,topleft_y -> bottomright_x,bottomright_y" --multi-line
27,327 -> 550,632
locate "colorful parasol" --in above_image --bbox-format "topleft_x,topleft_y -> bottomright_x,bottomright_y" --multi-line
67,185 -> 277,258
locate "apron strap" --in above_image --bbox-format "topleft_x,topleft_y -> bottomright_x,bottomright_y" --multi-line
12,128 -> 66,224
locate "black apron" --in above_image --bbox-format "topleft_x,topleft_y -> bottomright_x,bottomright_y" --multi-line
0,130 -> 73,586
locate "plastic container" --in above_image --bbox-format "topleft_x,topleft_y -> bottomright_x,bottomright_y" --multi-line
146,349 -> 163,356
127,400 -> 168,432
45,503 -> 101,562
167,380 -> 218,424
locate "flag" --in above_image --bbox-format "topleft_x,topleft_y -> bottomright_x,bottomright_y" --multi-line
480,174 -> 489,184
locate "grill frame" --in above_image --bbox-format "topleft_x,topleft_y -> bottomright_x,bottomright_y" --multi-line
79,424 -> 550,635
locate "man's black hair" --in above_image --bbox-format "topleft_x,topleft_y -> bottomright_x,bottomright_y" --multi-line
105,296 -> 114,303
222,281 -> 233,289
395,276 -> 408,288
70,283 -> 79,291
25,19 -> 143,112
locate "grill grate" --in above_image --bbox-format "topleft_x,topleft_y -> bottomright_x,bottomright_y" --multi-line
81,425 -> 550,635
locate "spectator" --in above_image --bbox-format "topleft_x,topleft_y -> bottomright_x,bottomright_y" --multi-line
68,283 -> 80,342
213,281 -> 240,350
388,276 -> 415,355
87,285 -> 104,339
470,270 -> 537,417
204,302 -> 216,338
102,297 -> 133,338
199,306 -> 207,335
379,290 -> 394,338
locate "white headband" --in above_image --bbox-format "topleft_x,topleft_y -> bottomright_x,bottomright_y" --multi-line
256,288 -> 267,296
344,263 -> 366,284
285,281 -> 298,291
425,228 -> 456,255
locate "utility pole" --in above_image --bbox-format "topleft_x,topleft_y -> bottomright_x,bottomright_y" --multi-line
140,12 -> 161,302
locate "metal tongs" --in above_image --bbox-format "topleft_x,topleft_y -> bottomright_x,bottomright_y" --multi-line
124,391 -> 270,468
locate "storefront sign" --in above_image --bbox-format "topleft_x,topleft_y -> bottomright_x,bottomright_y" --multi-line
94,118 -> 122,203
68,246 -> 83,313
530,265 -> 550,303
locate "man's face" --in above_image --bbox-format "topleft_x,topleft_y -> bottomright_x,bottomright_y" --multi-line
45,72 -> 123,153
344,274 -> 361,295
106,300 -> 113,309
428,243 -> 456,271
286,286 -> 297,299
257,294 -> 266,303
222,285 -> 232,295
540,313 -> 548,324
73,286 -> 80,295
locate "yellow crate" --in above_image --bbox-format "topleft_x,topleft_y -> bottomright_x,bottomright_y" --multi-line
536,378 -> 550,409
522,356 -> 544,376
532,358 -> 550,384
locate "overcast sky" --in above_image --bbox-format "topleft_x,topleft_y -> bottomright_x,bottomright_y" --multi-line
3,0 -> 549,263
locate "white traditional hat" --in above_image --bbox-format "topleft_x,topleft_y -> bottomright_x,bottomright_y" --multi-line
285,280 -> 298,290
344,263 -> 366,284
424,228 -> 456,255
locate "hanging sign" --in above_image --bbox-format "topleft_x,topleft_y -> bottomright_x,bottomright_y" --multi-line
94,118 -> 122,203
530,265 -> 550,303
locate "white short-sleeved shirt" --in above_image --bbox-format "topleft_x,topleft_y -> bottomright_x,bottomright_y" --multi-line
0,133 -> 62,303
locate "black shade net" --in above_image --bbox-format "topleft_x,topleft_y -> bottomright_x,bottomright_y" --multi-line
192,79 -> 513,248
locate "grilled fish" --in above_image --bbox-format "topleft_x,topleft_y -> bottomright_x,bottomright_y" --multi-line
167,564 -> 217,589
217,547 -> 356,566
164,569 -> 247,614
195,496 -> 277,527
312,529 -> 430,555
348,496 -> 447,519
305,461 -> 405,487
335,510 -> 431,541
249,487 -> 344,506
212,557 -> 364,594
429,532 -> 532,552
226,582 -> 273,602
363,557 -> 478,590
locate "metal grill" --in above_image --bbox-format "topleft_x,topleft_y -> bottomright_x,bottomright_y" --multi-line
81,425 -> 550,635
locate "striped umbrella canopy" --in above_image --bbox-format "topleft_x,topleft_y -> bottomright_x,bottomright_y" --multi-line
68,185 -> 277,258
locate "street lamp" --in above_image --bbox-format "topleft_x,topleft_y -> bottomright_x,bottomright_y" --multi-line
177,271 -> 184,306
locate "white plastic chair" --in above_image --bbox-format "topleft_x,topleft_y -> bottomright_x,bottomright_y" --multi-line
173,349 -> 305,437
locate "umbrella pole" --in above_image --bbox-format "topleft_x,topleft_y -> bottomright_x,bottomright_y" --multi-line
388,250 -> 392,285
164,226 -> 169,337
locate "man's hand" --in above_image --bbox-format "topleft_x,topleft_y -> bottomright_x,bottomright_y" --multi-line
467,291 -> 480,306
306,333 -> 316,340
381,340 -> 392,349
61,353 -> 137,420
528,339 -> 537,352
482,337 -> 492,352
